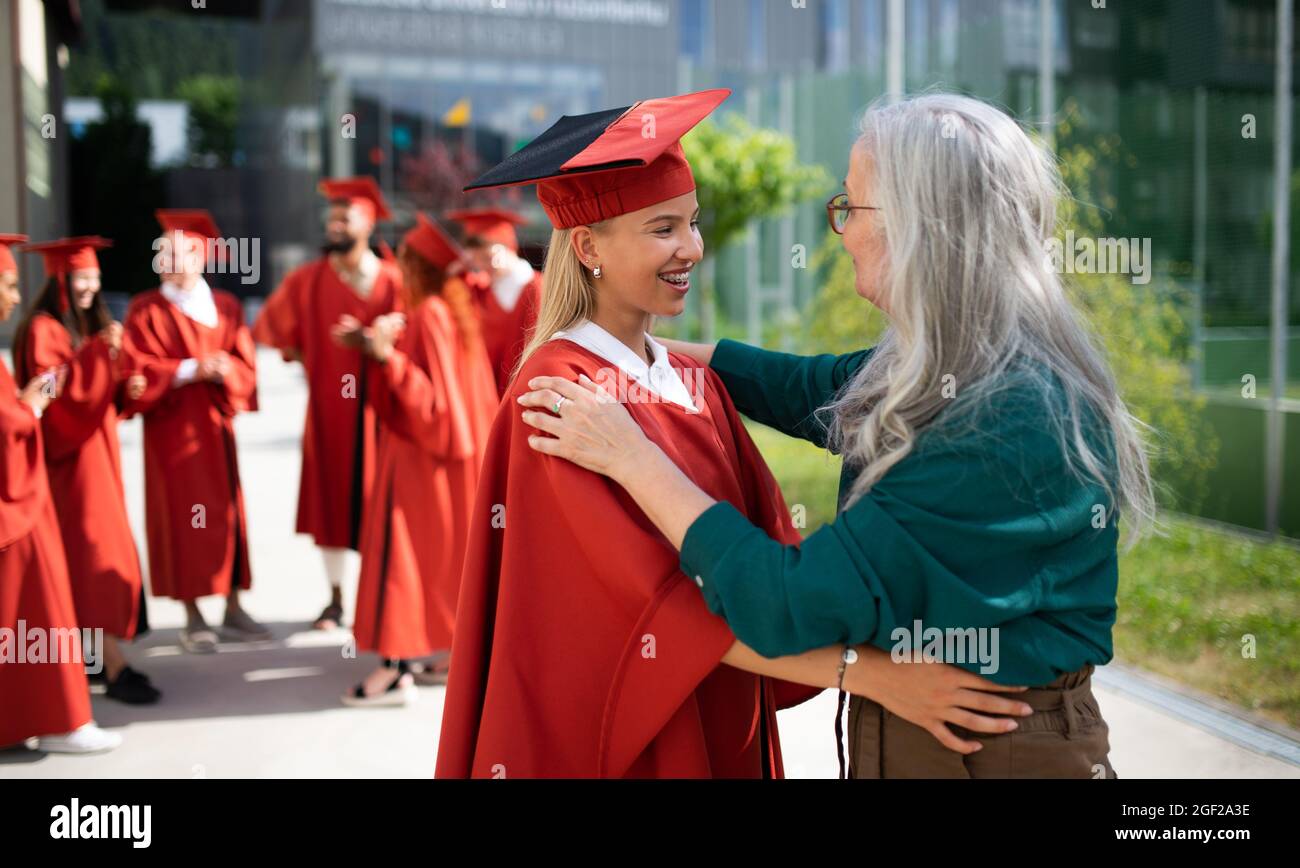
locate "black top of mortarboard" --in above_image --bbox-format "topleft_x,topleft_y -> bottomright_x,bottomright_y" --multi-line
464,105 -> 637,192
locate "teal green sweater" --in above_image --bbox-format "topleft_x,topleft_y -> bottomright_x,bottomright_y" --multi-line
679,339 -> 1119,687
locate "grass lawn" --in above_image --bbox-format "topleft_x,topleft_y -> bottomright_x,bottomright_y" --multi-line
746,420 -> 1300,729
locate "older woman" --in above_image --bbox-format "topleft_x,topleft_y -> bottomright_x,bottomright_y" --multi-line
520,93 -> 1151,778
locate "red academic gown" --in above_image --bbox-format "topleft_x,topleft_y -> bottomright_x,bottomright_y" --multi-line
353,289 -> 498,660
467,270 -> 542,395
0,357 -> 92,746
120,289 -> 258,601
252,258 -> 401,550
17,315 -> 144,638
436,340 -> 820,779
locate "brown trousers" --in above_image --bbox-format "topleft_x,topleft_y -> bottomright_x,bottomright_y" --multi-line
847,664 -> 1117,778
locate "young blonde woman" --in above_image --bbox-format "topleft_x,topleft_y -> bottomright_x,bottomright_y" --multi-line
437,89 -> 1028,779
520,93 -> 1149,778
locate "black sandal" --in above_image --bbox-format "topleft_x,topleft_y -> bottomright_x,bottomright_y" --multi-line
313,602 -> 345,630
340,660 -> 414,707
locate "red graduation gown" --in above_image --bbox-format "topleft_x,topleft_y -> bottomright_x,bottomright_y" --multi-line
120,289 -> 258,601
436,340 -> 817,779
468,270 -> 542,396
252,258 -> 401,550
353,289 -> 498,660
0,357 -> 92,746
17,315 -> 144,638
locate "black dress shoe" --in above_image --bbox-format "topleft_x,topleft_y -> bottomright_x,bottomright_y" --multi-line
105,667 -> 161,704
120,666 -> 155,687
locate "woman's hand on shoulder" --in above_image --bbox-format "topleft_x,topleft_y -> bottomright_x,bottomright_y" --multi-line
517,373 -> 657,483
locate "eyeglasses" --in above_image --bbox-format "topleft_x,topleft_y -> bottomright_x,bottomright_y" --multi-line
826,192 -> 879,235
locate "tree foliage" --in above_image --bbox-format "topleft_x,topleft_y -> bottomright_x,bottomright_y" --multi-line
682,115 -> 831,338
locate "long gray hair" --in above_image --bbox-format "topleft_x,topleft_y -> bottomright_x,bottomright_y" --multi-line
822,93 -> 1154,539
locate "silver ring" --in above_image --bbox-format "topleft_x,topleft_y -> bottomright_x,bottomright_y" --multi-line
552,397 -> 566,415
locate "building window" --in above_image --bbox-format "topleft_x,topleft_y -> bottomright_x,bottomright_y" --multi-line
907,0 -> 929,82
821,0 -> 851,72
1006,0 -> 1072,67
938,0 -> 958,71
860,0 -> 885,77
680,0 -> 712,65
748,0 -> 767,69
1074,0 -> 1119,50
1135,15 -> 1166,53
1223,0 -> 1286,65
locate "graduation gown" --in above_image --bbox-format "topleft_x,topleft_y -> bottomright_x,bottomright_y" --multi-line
436,340 -> 817,779
120,289 -> 258,601
251,258 -> 401,550
468,270 -> 542,395
17,315 -> 144,638
353,289 -> 498,660
0,357 -> 92,746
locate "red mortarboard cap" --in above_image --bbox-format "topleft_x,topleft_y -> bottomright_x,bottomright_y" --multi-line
156,208 -> 224,267
156,209 -> 221,243
318,176 -> 392,223
402,213 -> 463,271
463,89 -> 730,229
21,236 -> 113,313
444,208 -> 527,252
22,236 -> 113,277
0,234 -> 29,274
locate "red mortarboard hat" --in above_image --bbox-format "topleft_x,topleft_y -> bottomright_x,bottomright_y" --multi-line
0,234 -> 29,274
402,213 -> 463,271
21,236 -> 113,313
23,236 -> 112,276
318,176 -> 392,224
463,89 -> 730,229
156,208 -> 224,268
444,208 -> 527,252
156,209 -> 221,243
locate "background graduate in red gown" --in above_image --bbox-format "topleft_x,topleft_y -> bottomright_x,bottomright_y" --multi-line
120,211 -> 264,654
334,214 -> 497,707
252,177 -> 403,631
13,236 -> 157,703
0,234 -> 120,754
436,90 -> 820,779
446,208 -> 542,395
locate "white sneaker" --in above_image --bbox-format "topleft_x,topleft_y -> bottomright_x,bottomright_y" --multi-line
36,722 -> 123,754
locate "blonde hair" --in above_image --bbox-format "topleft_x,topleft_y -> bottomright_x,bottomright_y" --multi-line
513,223 -> 608,381
822,93 -> 1154,540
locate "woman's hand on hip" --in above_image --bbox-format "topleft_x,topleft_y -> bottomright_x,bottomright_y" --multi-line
844,644 -> 1034,754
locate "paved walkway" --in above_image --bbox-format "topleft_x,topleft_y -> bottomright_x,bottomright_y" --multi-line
2,349 -> 1297,778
